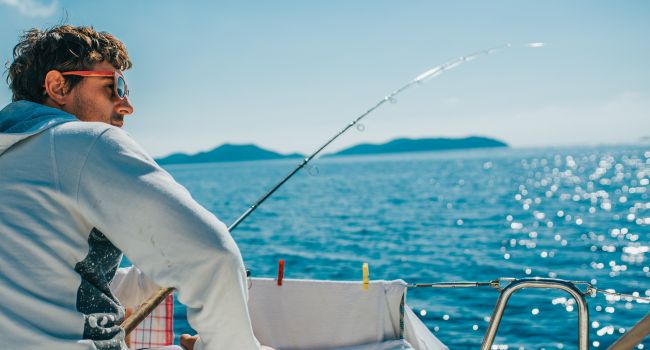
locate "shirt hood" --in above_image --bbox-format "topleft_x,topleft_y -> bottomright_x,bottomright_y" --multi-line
0,100 -> 76,156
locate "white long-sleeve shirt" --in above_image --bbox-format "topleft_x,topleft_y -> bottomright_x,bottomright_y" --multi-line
0,100 -> 260,350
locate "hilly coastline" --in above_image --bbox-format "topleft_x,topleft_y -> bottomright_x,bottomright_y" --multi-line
155,136 -> 508,165
156,143 -> 303,165
330,136 -> 507,157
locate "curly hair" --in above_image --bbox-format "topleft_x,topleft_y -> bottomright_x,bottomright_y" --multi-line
6,25 -> 132,103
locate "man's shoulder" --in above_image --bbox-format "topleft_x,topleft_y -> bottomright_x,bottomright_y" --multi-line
53,121 -> 135,144
54,120 -> 114,137
54,121 -> 154,165
51,122 -> 145,161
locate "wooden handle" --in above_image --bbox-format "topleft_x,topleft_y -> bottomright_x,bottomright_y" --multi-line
121,286 -> 175,337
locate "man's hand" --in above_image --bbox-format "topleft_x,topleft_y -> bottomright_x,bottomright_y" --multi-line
180,334 -> 275,350
180,334 -> 198,350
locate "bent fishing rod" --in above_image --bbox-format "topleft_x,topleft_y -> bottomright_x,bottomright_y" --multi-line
121,43 -> 543,335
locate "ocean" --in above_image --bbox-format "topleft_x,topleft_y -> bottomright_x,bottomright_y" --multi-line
149,145 -> 648,349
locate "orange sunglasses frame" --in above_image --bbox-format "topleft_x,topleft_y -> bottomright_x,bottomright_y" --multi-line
61,70 -> 129,99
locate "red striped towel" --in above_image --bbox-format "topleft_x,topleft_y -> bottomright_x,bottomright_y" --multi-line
128,293 -> 174,349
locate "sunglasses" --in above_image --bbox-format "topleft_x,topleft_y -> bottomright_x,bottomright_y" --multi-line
61,70 -> 129,99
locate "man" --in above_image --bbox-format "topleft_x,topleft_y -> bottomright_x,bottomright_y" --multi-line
0,25 -> 267,350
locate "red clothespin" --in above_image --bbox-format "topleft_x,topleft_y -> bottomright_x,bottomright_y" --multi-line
277,259 -> 285,286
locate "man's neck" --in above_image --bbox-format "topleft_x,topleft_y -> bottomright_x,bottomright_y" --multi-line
43,98 -> 63,110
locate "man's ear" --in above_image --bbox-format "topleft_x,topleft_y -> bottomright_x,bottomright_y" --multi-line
43,70 -> 70,106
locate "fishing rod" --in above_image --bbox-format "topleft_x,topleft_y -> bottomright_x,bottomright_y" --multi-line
121,43 -> 543,336
228,43 -> 512,231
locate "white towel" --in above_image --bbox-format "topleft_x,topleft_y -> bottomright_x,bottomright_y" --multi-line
247,278 -> 447,350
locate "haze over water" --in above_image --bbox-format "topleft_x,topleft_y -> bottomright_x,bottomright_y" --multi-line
161,145 -> 649,349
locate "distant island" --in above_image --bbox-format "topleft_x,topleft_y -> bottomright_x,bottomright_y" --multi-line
330,136 -> 508,157
156,144 -> 303,165
156,136 -> 507,165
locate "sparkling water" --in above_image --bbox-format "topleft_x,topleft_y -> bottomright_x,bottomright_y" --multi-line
159,145 -> 649,349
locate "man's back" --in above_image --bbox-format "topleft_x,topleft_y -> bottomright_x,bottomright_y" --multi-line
0,101 -> 261,350
0,101 -> 126,349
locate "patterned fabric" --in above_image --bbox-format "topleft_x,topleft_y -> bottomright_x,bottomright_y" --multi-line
75,228 -> 126,350
75,228 -> 174,350
128,293 -> 174,349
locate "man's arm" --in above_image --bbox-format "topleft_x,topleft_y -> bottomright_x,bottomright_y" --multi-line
73,127 -> 260,350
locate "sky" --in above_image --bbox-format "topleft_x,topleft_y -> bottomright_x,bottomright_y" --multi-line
0,1 -> 648,157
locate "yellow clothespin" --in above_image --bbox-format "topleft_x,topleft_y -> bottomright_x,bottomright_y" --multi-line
362,262 -> 369,291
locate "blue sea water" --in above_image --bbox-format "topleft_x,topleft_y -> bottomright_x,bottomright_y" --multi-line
154,145 -> 648,349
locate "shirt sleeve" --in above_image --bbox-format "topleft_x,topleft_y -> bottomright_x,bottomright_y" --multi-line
75,127 -> 260,350
110,266 -> 161,309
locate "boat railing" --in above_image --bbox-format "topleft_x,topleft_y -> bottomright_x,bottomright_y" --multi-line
479,278 -> 589,350
409,277 -> 591,350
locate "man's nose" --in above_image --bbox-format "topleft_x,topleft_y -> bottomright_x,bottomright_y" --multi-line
116,97 -> 134,115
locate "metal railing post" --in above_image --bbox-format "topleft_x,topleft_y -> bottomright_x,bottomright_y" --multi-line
480,278 -> 589,350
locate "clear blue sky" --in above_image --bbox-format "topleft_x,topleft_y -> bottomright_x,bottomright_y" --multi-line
1,1 -> 648,157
